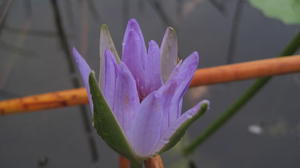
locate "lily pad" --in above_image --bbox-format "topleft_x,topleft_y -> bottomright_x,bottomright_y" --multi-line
249,0 -> 300,25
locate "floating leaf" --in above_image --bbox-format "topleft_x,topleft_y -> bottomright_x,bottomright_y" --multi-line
249,0 -> 300,24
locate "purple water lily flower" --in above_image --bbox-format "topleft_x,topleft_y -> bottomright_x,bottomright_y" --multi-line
72,19 -> 209,158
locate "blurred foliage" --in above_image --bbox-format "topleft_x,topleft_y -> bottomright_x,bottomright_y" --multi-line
249,0 -> 300,24
183,30 -> 300,155
167,135 -> 194,168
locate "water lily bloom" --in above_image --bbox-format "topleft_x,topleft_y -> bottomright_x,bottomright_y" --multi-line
72,19 -> 209,161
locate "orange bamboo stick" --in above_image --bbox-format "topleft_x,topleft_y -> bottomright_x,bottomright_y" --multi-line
144,155 -> 164,168
0,88 -> 88,115
118,155 -> 163,168
119,156 -> 129,168
190,55 -> 300,86
1,55 -> 300,115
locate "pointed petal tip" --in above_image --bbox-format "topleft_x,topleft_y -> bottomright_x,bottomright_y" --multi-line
200,99 -> 210,110
123,18 -> 146,55
148,40 -> 157,45
201,99 -> 210,105
126,18 -> 140,31
71,47 -> 89,71
100,24 -> 109,30
126,18 -> 143,35
148,40 -> 159,48
72,47 -> 83,64
183,99 -> 209,121
128,18 -> 138,24
72,47 -> 79,55
191,100 -> 209,114
190,51 -> 199,60
147,40 -> 160,56
166,26 -> 176,33
163,26 -> 177,38
183,51 -> 200,69
89,71 -> 96,77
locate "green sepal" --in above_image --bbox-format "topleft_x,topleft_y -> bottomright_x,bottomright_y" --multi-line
160,27 -> 178,83
249,0 -> 300,25
99,24 -> 120,89
99,24 -> 120,61
159,102 -> 209,153
88,72 -> 142,164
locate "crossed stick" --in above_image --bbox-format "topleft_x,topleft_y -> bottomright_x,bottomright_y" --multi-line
1,55 -> 300,115
1,55 -> 300,168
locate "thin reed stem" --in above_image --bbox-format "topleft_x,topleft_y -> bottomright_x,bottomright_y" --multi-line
183,30 -> 300,155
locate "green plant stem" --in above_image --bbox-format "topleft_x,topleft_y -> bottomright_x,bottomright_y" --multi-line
183,30 -> 300,155
130,160 -> 143,168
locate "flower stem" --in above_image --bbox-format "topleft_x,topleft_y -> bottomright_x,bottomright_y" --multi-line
144,155 -> 164,168
183,30 -> 300,155
119,156 -> 130,168
119,155 -> 164,168
130,162 -> 142,168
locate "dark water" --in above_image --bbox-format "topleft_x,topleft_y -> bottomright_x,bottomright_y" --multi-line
0,0 -> 300,167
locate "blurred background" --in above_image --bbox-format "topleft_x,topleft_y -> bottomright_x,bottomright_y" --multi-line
0,0 -> 300,167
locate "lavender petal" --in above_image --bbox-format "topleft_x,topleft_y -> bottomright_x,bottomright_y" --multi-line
122,29 -> 147,99
72,48 -> 93,112
153,100 -> 209,154
129,91 -> 163,157
99,24 -> 120,90
102,49 -> 117,109
113,62 -> 140,137
142,40 -> 162,98
166,51 -> 199,122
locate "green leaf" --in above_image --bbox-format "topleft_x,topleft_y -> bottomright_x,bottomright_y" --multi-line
159,102 -> 209,154
249,0 -> 300,25
88,72 -> 142,164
